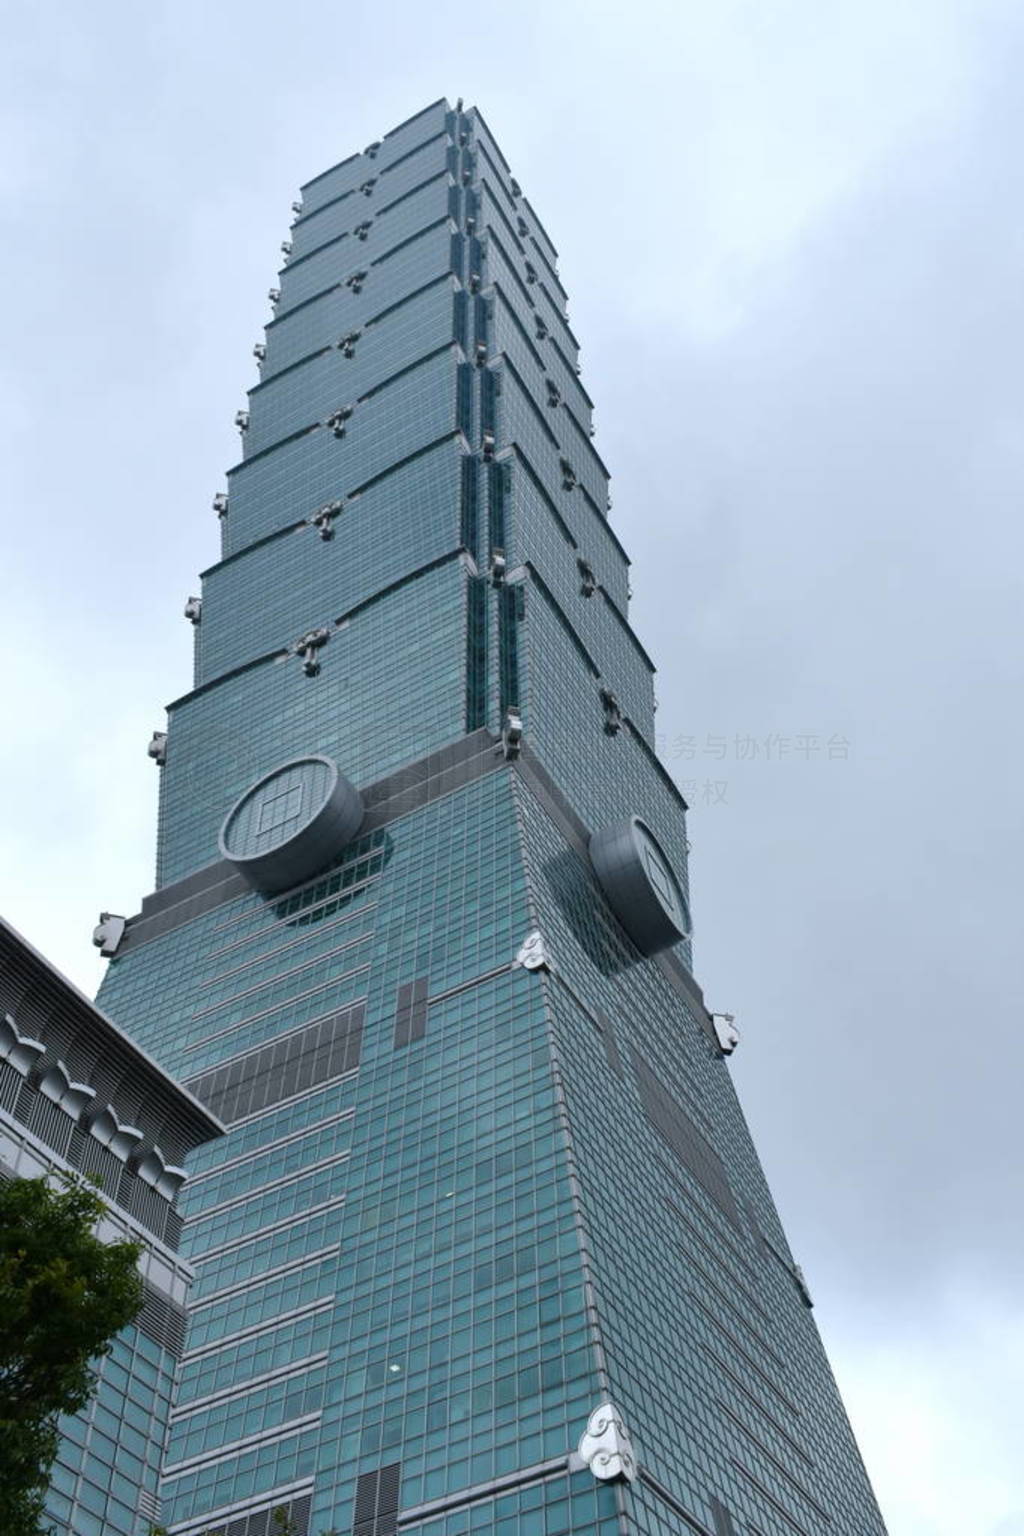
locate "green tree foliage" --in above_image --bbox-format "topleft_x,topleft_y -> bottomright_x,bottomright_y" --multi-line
0,1175 -> 143,1536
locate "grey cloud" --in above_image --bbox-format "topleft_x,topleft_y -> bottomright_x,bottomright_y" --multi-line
1,2 -> 1022,1528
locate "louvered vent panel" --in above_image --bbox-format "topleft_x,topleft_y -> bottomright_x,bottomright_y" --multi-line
393,979 -> 428,1048
187,1003 -> 364,1122
632,1050 -> 741,1229
136,1279 -> 188,1358
352,1464 -> 401,1536
710,1494 -> 738,1536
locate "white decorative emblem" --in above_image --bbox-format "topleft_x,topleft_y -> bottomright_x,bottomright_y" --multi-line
577,1401 -> 637,1482
515,930 -> 551,971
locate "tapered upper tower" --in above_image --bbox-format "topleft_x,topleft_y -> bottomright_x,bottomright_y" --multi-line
94,100 -> 887,1536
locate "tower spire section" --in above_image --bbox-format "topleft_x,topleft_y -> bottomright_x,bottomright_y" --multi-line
95,99 -> 888,1536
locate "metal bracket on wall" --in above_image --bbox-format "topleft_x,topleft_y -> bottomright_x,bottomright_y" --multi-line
600,688 -> 622,735
294,627 -> 331,677
710,1013 -> 740,1055
310,499 -> 343,540
92,912 -> 127,957
325,402 -> 355,435
501,708 -> 523,759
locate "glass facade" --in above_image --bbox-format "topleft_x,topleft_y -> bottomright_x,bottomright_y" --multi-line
95,99 -> 887,1535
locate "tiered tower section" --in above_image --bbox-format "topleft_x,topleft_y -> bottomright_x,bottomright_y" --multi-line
96,100 -> 887,1536
158,99 -> 674,909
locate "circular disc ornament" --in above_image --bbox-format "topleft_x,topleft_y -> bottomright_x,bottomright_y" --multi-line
219,755 -> 363,893
589,816 -> 691,955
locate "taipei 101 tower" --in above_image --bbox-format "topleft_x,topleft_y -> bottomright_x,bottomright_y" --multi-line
94,99 -> 887,1536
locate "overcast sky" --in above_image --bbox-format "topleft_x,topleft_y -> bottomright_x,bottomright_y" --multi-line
2,3 -> 1022,1531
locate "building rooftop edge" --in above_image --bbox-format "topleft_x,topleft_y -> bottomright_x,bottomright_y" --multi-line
0,914 -> 226,1141
299,97 -> 451,194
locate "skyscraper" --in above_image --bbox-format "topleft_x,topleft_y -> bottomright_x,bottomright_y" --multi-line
95,99 -> 887,1536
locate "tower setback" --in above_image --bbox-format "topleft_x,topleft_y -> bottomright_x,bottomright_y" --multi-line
95,99 -> 887,1536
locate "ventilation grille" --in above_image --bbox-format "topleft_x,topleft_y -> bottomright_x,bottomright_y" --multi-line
186,1003 -> 364,1123
137,1486 -> 161,1524
25,1093 -> 73,1158
632,1051 -> 741,1229
353,1463 -> 401,1536
0,1061 -> 21,1112
128,1176 -> 171,1236
194,1493 -> 313,1536
136,1278 -> 188,1358
393,979 -> 428,1049
76,1134 -> 123,1192
2,1105 -> 180,1248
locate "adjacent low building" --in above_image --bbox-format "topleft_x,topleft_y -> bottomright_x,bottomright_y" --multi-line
0,915 -> 223,1536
